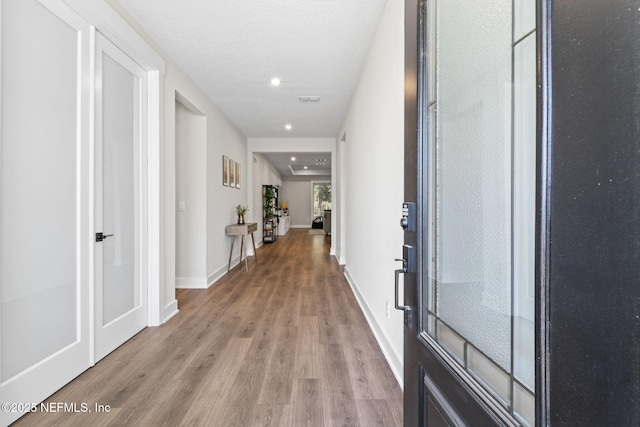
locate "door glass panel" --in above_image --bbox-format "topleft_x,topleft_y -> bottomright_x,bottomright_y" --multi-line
435,0 -> 513,372
513,380 -> 535,426
513,32 -> 537,391
1,0 -> 79,380
422,0 -> 536,421
102,53 -> 140,325
514,0 -> 536,42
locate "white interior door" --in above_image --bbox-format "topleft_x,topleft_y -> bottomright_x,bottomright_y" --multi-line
94,32 -> 148,362
0,1 -> 92,425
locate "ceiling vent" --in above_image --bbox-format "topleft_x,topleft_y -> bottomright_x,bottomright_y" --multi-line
299,96 -> 320,103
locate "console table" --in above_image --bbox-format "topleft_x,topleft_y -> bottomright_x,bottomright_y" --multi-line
225,222 -> 258,272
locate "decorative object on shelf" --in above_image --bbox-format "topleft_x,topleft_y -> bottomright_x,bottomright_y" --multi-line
222,156 -> 230,186
281,201 -> 289,216
236,204 -> 248,224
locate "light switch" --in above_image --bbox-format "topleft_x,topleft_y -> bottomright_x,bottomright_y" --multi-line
178,201 -> 185,212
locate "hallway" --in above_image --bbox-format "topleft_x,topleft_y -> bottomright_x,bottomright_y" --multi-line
14,229 -> 402,426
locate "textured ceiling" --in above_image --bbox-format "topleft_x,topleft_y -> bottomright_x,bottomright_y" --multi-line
116,0 -> 387,139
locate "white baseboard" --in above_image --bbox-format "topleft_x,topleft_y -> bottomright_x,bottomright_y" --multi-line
207,253 -> 246,287
208,264 -> 231,288
175,277 -> 208,289
343,266 -> 404,390
179,255 -> 249,291
163,299 -> 179,322
247,240 -> 262,256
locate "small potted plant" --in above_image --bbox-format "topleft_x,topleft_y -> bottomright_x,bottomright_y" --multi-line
236,204 -> 248,224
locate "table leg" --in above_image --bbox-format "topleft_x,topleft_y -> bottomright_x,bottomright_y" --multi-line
228,235 -> 235,272
251,232 -> 257,263
242,235 -> 249,272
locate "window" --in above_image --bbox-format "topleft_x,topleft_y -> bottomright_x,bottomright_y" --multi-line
312,183 -> 331,217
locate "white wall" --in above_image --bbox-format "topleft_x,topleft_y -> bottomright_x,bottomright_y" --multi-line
337,133 -> 347,264
106,0 -> 248,310
282,180 -> 313,228
252,154 -> 283,245
175,100 -> 207,287
337,0 -> 405,386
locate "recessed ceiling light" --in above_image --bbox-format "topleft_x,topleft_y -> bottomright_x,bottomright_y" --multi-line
285,124 -> 292,130
304,166 -> 308,170
291,157 -> 296,161
270,77 -> 281,86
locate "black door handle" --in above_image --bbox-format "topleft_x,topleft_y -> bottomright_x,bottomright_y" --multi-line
95,232 -> 114,242
394,258 -> 409,312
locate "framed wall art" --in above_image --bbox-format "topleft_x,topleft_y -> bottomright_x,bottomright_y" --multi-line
229,159 -> 236,188
222,156 -> 230,186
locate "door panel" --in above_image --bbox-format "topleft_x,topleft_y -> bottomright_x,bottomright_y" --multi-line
404,0 -> 536,424
94,33 -> 147,362
547,1 -> 640,425
101,52 -> 139,325
0,0 -> 91,424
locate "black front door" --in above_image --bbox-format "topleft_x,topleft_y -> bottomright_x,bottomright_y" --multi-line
403,0 -> 640,425
402,0 -> 537,424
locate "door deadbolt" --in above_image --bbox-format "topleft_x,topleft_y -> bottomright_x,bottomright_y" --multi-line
400,202 -> 416,231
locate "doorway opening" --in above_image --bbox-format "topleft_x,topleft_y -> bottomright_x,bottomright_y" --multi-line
174,93 -> 207,289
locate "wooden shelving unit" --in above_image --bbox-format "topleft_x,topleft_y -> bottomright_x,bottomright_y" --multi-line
262,185 -> 278,243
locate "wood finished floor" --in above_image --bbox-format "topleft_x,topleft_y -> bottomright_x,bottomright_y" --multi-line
14,229 -> 403,426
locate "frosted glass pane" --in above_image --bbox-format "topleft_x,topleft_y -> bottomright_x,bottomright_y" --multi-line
427,0 -> 437,104
1,0 -> 79,380
102,53 -> 140,325
514,0 -> 536,42
435,0 -> 513,371
513,33 -> 536,391
436,320 -> 464,364
468,345 -> 510,406
514,381 -> 535,426
426,105 -> 437,313
427,313 -> 436,335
